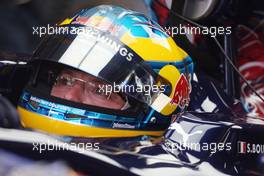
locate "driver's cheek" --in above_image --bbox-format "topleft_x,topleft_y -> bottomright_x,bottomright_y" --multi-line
51,87 -> 65,99
63,84 -> 83,103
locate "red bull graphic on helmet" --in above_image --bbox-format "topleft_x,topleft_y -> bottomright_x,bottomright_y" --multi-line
170,74 -> 191,109
72,16 -> 89,25
72,16 -> 115,31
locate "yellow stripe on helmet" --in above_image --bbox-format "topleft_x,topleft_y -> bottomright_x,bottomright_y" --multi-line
17,106 -> 165,138
121,32 -> 188,62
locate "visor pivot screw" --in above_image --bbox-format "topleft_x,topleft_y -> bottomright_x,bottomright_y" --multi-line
150,117 -> 156,124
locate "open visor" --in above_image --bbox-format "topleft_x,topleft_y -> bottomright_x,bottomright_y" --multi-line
31,25 -> 172,113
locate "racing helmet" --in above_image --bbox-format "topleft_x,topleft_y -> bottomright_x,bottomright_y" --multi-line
17,5 -> 193,138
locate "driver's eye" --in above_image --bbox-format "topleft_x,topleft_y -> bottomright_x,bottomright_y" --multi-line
95,87 -> 104,95
56,76 -> 71,86
94,87 -> 109,98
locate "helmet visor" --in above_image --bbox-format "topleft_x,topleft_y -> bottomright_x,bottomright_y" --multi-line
31,26 -> 172,112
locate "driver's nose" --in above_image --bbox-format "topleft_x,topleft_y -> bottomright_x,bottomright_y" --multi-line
64,84 -> 83,103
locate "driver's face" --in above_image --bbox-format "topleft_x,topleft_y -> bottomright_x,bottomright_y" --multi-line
51,69 -> 125,110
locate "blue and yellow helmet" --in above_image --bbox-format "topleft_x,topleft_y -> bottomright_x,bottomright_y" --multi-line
17,5 -> 193,138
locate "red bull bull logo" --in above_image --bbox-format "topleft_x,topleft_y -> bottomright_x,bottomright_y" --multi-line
170,74 -> 191,109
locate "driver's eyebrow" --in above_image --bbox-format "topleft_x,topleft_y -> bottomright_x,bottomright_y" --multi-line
60,69 -> 108,85
90,79 -> 109,85
60,70 -> 74,76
